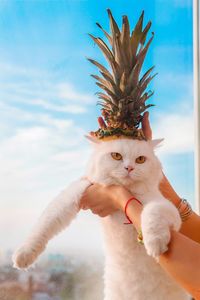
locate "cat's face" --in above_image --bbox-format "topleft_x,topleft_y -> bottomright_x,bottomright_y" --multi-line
88,138 -> 162,186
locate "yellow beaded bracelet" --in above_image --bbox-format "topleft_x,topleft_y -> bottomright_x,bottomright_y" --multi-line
137,230 -> 144,245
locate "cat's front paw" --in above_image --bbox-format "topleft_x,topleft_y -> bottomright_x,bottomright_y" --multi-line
12,245 -> 38,269
141,201 -> 181,258
143,228 -> 170,258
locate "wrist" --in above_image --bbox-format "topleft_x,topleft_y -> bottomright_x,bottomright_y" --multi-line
111,186 -> 133,210
109,186 -> 143,229
170,194 -> 182,207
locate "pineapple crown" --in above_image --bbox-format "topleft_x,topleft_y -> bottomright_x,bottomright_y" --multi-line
88,9 -> 156,141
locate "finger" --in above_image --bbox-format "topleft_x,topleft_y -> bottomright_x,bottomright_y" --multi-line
91,206 -> 105,215
99,211 -> 110,217
79,196 -> 86,209
81,206 -> 89,210
92,209 -> 109,217
79,184 -> 95,209
142,112 -> 152,140
98,117 -> 107,129
91,209 -> 101,215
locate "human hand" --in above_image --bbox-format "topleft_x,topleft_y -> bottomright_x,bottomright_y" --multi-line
80,184 -> 132,217
142,111 -> 152,140
80,184 -> 122,217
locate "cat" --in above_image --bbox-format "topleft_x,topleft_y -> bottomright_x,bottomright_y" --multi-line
12,137 -> 189,300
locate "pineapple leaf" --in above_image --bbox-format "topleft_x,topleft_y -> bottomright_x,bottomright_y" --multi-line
137,32 -> 154,58
139,73 -> 157,94
96,22 -> 112,46
87,58 -> 113,80
125,62 -> 141,94
96,92 -> 112,101
121,15 -> 132,67
96,82 -> 119,100
141,21 -> 152,45
91,74 -> 111,85
89,34 -> 115,63
100,71 -> 122,94
89,34 -> 121,81
119,71 -> 127,93
139,66 -> 155,84
130,10 -> 144,58
107,9 -> 121,38
121,15 -> 130,44
92,74 -> 122,96
112,28 -> 125,67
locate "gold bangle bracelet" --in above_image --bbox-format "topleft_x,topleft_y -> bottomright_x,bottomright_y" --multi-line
177,198 -> 192,222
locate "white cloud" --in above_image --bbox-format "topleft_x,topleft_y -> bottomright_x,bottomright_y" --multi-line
28,98 -> 87,114
152,110 -> 194,155
58,82 -> 94,104
0,62 -> 95,115
0,62 -> 92,206
0,117 -> 91,230
155,71 -> 193,94
0,62 -> 49,79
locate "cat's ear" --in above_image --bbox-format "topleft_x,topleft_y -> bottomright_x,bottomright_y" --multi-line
84,135 -> 101,145
150,139 -> 164,148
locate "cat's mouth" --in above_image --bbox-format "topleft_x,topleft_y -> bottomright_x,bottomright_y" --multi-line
119,174 -> 135,183
110,172 -> 140,184
124,173 -> 141,183
124,174 -> 132,179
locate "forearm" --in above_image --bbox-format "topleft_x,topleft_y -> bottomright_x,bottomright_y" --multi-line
179,211 -> 200,244
116,192 -> 200,299
159,231 -> 200,299
159,175 -> 200,243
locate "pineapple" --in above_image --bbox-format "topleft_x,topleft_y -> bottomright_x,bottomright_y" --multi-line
88,9 -> 156,140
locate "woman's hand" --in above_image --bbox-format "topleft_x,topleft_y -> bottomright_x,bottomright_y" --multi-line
80,184 -> 132,217
142,111 -> 152,140
80,184 -> 118,217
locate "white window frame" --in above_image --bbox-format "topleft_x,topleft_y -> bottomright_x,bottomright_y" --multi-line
193,0 -> 200,213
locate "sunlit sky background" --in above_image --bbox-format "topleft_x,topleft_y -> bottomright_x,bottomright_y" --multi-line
0,0 -> 194,257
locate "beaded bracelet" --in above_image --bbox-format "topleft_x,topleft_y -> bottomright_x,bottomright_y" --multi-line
137,230 -> 144,245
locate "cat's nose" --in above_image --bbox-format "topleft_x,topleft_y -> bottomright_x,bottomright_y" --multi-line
125,166 -> 134,173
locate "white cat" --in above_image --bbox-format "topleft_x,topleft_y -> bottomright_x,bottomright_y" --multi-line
12,137 -> 189,299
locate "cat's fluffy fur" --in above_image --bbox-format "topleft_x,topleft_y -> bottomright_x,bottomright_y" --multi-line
12,138 -> 189,299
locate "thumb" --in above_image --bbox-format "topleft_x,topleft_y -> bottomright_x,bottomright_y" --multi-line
142,112 -> 152,140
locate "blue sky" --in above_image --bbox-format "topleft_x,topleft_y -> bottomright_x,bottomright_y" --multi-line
0,0 -> 194,254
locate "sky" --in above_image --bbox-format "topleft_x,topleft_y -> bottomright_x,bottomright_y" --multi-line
0,0 -> 194,256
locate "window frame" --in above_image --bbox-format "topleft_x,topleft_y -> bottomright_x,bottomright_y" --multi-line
193,0 -> 200,213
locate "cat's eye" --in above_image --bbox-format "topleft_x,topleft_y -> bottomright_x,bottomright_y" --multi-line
111,152 -> 123,161
135,156 -> 146,164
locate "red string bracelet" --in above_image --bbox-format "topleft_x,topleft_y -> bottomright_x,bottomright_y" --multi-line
124,197 -> 142,224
